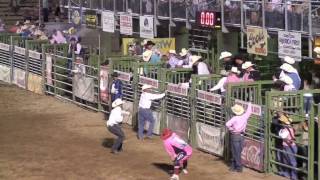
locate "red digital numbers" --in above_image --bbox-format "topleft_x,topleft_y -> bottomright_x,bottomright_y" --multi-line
199,11 -> 217,27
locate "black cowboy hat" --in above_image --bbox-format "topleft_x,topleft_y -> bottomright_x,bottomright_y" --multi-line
111,72 -> 118,77
146,40 -> 155,46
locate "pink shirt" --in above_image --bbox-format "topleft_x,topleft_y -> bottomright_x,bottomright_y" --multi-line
279,127 -> 296,146
225,74 -> 241,85
242,72 -> 254,82
163,133 -> 192,160
226,103 -> 252,133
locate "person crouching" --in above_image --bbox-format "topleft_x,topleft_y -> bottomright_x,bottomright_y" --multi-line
161,128 -> 192,180
106,98 -> 130,154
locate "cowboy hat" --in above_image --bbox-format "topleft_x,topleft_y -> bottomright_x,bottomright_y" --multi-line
280,76 -> 293,85
280,63 -> 295,73
220,70 -> 229,76
279,114 -> 292,125
283,56 -> 295,65
112,98 -> 124,108
242,61 -> 254,69
314,47 -> 320,58
169,49 -> 176,54
179,48 -> 188,56
141,84 -> 153,91
230,67 -> 240,74
141,39 -> 149,46
161,128 -> 173,140
231,104 -> 245,115
219,51 -> 232,60
191,55 -> 202,64
111,71 -> 119,77
143,50 -> 153,62
24,20 -> 31,24
68,27 -> 76,34
39,35 -> 48,40
145,40 -> 155,46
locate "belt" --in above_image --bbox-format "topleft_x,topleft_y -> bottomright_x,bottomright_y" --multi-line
231,132 -> 244,135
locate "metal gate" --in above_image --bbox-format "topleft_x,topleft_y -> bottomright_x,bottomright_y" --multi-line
12,36 -> 27,89
0,41 -> 12,83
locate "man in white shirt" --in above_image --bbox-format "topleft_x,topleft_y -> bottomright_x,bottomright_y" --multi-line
209,70 -> 229,94
138,84 -> 166,140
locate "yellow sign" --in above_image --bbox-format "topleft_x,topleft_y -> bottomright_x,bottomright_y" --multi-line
247,26 -> 268,56
122,38 -> 176,55
315,36 -> 320,47
86,10 -> 97,28
27,73 -> 43,94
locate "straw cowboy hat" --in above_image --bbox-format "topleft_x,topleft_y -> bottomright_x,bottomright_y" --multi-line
191,55 -> 202,64
314,47 -> 320,58
143,50 -> 153,62
179,48 -> 188,56
242,61 -> 254,69
231,104 -> 245,115
141,84 -> 153,91
280,76 -> 293,85
219,51 -> 232,60
283,56 -> 295,65
230,67 -> 240,74
169,49 -> 176,54
112,98 -> 124,108
68,27 -> 76,34
161,128 -> 173,140
280,63 -> 295,73
279,114 -> 292,125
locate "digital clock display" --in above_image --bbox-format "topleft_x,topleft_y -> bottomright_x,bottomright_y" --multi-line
196,11 -> 221,28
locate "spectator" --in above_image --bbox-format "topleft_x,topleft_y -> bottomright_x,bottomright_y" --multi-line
50,29 -> 67,44
9,21 -> 21,33
142,50 -> 152,62
110,72 -> 123,103
302,72 -> 313,116
219,51 -> 233,71
233,54 -> 246,76
209,70 -> 229,95
144,40 -> 155,52
242,61 -> 261,81
106,99 -> 130,154
180,48 -> 193,68
67,37 -> 82,76
279,76 -> 296,91
278,113 -> 298,180
279,63 -> 301,90
226,67 -> 241,84
0,19 -> 5,32
138,84 -> 165,140
226,102 -> 252,172
191,55 -> 211,75
168,50 -> 183,68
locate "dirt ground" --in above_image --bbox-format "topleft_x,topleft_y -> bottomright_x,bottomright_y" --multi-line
0,83 -> 285,180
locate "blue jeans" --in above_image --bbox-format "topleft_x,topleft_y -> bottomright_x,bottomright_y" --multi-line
279,145 -> 298,180
304,96 -> 313,115
138,108 -> 155,139
67,59 -> 73,76
107,124 -> 125,152
230,134 -> 244,171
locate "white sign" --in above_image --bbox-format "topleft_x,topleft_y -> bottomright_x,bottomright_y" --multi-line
197,90 -> 222,105
0,43 -> 10,51
14,46 -> 25,55
234,99 -> 262,116
120,14 -> 133,35
167,83 -> 188,96
278,31 -> 301,61
113,70 -> 131,81
140,15 -> 154,39
28,50 -> 41,60
102,11 -> 115,33
139,76 -> 159,88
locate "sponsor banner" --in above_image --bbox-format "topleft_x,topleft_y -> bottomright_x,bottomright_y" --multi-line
114,70 -> 131,81
167,114 -> 189,142
71,9 -> 82,26
241,137 -> 264,171
197,90 -> 222,105
0,43 -> 10,51
120,14 -> 133,35
45,53 -> 53,85
167,83 -> 188,96
85,10 -> 97,28
73,74 -> 95,102
29,50 -> 41,60
278,31 -> 301,61
144,110 -> 162,135
122,101 -> 134,125
14,46 -> 26,55
196,122 -> 225,156
247,26 -> 268,56
100,66 -> 109,102
140,15 -> 154,39
27,73 -> 43,94
122,38 -> 175,55
12,68 -> 26,88
102,11 -> 115,33
234,99 -> 262,116
139,76 -> 159,88
0,65 -> 11,83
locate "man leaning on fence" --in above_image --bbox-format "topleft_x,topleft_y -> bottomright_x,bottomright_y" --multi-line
226,102 -> 252,173
110,72 -> 123,103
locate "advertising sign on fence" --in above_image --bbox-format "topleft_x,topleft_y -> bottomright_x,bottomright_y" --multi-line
29,50 -> 41,60
73,74 -> 95,102
27,73 -> 43,94
120,14 -> 133,35
140,15 -> 154,39
86,10 -> 97,28
0,65 -> 11,83
247,26 -> 268,56
278,31 -> 301,61
139,76 -> 159,88
122,101 -> 134,125
234,99 -> 262,116
241,137 -> 264,171
122,38 -> 175,55
14,46 -> 26,55
100,66 -> 109,102
196,122 -> 225,156
197,90 -> 222,105
45,54 -> 53,85
102,11 -> 115,33
12,68 -> 25,88
0,43 -> 10,51
167,83 -> 188,96
167,114 -> 189,141
114,70 -> 131,81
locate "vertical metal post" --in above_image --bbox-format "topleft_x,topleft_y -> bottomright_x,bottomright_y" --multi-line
101,0 -> 103,9
140,0 -> 142,15
262,0 -> 265,28
153,0 -> 157,37
98,32 -> 102,111
240,0 -> 244,49
307,99 -> 315,180
285,0 -> 288,31
169,0 -> 172,38
41,44 -> 46,94
53,45 -> 57,95
125,0 -> 128,11
68,0 -> 71,23
10,36 -> 13,84
39,0 -> 41,24
25,41 -> 29,90
308,1 -> 313,58
114,0 -> 116,12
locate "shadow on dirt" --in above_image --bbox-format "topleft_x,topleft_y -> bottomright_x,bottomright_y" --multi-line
101,138 -> 114,148
152,163 -> 172,174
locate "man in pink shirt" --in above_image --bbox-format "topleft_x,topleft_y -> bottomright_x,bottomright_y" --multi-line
226,102 -> 252,172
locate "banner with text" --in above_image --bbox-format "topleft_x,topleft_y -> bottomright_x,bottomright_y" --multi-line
85,10 -> 97,28
0,65 -> 11,83
140,16 -> 154,39
241,137 -> 264,171
247,26 -> 268,56
73,74 -> 95,102
102,11 -> 115,33
122,38 -> 175,55
278,31 -> 301,61
100,66 -> 109,103
167,114 -> 189,142
12,68 -> 26,88
27,73 -> 43,94
120,14 -> 133,35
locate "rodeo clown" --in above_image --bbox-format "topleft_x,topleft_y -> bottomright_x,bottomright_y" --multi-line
106,98 -> 130,154
161,128 -> 192,180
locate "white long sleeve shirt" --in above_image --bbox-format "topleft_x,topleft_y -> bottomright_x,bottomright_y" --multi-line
210,77 -> 227,92
106,106 -> 129,126
139,92 -> 165,109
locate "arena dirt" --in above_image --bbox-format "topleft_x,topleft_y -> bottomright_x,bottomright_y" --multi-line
0,83 -> 285,180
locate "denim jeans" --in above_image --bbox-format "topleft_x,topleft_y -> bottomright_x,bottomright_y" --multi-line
230,134 -> 244,171
108,124 -> 125,152
279,145 -> 298,180
67,59 -> 73,76
138,108 -> 155,139
304,96 -> 313,115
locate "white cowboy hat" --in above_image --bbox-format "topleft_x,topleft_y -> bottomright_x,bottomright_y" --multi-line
230,67 -> 240,74
112,98 -> 124,108
283,56 -> 295,65
141,39 -> 149,46
220,70 -> 229,76
141,84 -> 153,91
143,50 -> 153,62
280,63 -> 295,73
280,76 -> 293,85
219,51 -> 232,60
242,61 -> 254,69
231,104 -> 245,115
314,47 -> 320,58
24,20 -> 31,24
191,55 -> 202,64
169,49 -> 176,54
179,48 -> 188,56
